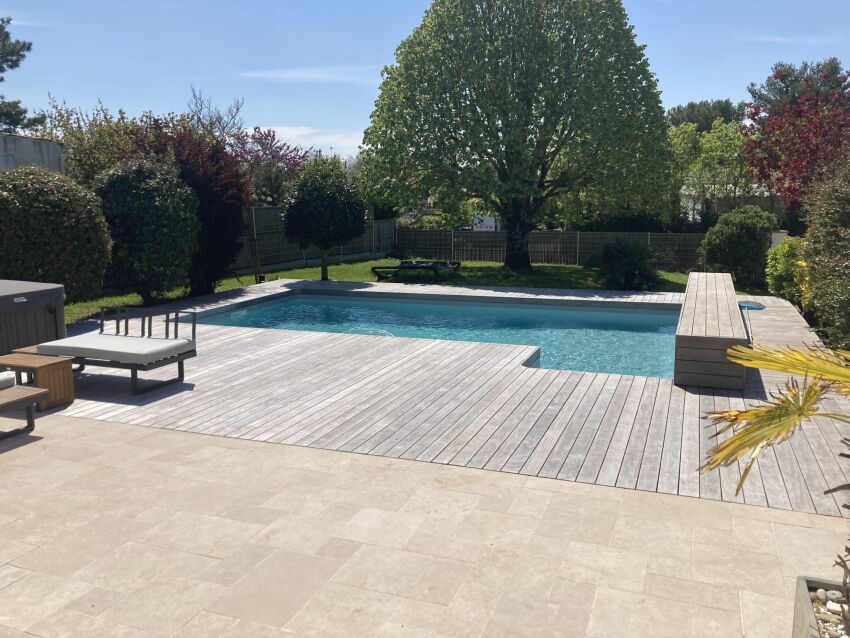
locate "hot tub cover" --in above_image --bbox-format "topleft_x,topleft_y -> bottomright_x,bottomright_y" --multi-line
0,280 -> 65,312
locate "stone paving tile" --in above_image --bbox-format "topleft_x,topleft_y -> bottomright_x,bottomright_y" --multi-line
0,414 -> 849,637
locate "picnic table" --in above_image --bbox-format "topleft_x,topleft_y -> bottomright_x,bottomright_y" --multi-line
372,260 -> 462,281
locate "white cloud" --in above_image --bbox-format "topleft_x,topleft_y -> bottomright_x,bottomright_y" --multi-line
733,32 -> 842,45
269,126 -> 364,158
240,65 -> 380,87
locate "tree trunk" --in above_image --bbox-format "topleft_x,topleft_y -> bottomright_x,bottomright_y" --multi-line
503,201 -> 532,270
320,249 -> 329,281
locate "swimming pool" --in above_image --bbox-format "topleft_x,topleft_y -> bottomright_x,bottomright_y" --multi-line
201,294 -> 679,378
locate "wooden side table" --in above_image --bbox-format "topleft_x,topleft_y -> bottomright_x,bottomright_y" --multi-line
0,353 -> 75,410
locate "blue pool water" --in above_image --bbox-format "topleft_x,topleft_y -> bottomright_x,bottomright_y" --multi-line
202,295 -> 679,377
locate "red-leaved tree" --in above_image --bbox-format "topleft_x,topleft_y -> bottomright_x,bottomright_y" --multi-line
743,68 -> 850,222
131,118 -> 251,295
235,127 -> 309,206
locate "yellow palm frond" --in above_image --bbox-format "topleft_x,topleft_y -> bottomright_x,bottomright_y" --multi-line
700,379 -> 850,495
725,345 -> 850,384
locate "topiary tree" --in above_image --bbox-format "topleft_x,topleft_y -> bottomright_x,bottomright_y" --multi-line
0,167 -> 111,300
95,159 -> 199,303
804,164 -> 850,347
701,205 -> 776,288
284,156 -> 366,281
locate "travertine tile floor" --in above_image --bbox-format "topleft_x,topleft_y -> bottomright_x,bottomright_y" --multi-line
0,414 -> 848,637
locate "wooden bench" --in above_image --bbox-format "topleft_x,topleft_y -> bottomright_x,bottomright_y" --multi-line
674,272 -> 750,390
0,384 -> 49,440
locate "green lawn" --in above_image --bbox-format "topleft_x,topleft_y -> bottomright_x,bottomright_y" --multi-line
64,259 -> 690,325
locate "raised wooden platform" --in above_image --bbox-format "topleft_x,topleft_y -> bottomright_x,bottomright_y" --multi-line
674,272 -> 749,390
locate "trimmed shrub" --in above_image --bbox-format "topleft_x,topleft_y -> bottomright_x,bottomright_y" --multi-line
131,119 -> 251,295
95,159 -> 199,303
701,205 -> 776,288
803,164 -> 850,347
766,236 -> 805,305
593,238 -> 658,290
0,167 -> 110,300
284,156 -> 367,281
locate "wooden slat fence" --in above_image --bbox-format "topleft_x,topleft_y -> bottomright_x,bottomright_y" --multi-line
232,207 -> 396,272
397,229 -> 705,271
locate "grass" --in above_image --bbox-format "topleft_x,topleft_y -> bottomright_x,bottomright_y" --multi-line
65,259 -> 691,326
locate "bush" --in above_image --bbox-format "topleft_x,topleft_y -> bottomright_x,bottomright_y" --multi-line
593,238 -> 658,290
284,156 -> 367,281
766,236 -> 806,305
132,119 -> 251,295
804,165 -> 850,347
700,205 -> 775,288
95,159 -> 199,303
0,167 -> 111,300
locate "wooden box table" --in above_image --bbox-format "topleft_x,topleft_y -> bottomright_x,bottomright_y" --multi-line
0,352 -> 75,410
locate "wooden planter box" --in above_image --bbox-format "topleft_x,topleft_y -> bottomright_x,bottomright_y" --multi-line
794,576 -> 844,638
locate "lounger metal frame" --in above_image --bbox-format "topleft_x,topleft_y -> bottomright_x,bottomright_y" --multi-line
69,308 -> 198,395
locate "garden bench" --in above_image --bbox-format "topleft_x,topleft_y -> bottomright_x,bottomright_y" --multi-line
674,272 -> 750,390
372,260 -> 461,281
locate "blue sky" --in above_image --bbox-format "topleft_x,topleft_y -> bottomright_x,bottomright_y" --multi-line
4,1 -> 850,156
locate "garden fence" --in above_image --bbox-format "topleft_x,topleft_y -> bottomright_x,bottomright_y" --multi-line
396,229 -> 705,271
232,207 -> 396,273
233,211 -> 705,274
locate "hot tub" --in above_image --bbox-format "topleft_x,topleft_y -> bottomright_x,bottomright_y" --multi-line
0,280 -> 66,355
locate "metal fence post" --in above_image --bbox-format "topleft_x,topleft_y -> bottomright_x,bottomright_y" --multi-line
575,231 -> 580,265
371,213 -> 376,257
451,228 -> 455,262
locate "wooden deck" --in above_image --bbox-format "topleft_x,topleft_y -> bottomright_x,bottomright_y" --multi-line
41,281 -> 849,518
674,272 -> 750,390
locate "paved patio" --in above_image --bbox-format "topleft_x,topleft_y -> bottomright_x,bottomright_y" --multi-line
52,280 -> 850,517
0,413 -> 848,637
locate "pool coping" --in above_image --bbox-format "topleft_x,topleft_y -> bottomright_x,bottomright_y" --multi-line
175,279 -> 685,322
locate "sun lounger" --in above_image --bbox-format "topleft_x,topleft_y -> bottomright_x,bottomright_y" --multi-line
35,308 -> 197,395
372,260 -> 461,281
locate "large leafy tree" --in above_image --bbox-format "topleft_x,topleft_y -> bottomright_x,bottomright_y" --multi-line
284,156 -> 366,281
743,59 -> 850,224
363,0 -> 670,269
0,17 -> 45,132
667,99 -> 744,133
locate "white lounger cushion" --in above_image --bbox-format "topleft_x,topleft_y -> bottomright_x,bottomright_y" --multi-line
0,374 -> 13,390
37,333 -> 195,366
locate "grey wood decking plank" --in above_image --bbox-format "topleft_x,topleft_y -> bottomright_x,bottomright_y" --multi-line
584,376 -> 649,485
400,350 -> 533,461
267,339 -> 465,445
427,367 -> 539,465
500,372 -> 581,474
558,374 -> 627,481
711,392 -> 744,504
481,371 -> 572,471
698,389 -> 722,500
600,375 -> 658,488
449,370 -> 551,467
633,379 -> 673,492
536,373 -> 609,479
362,346 -> 515,456
515,372 -> 597,476
677,386 -> 701,497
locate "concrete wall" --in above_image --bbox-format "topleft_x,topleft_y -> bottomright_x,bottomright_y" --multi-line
0,133 -> 65,173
